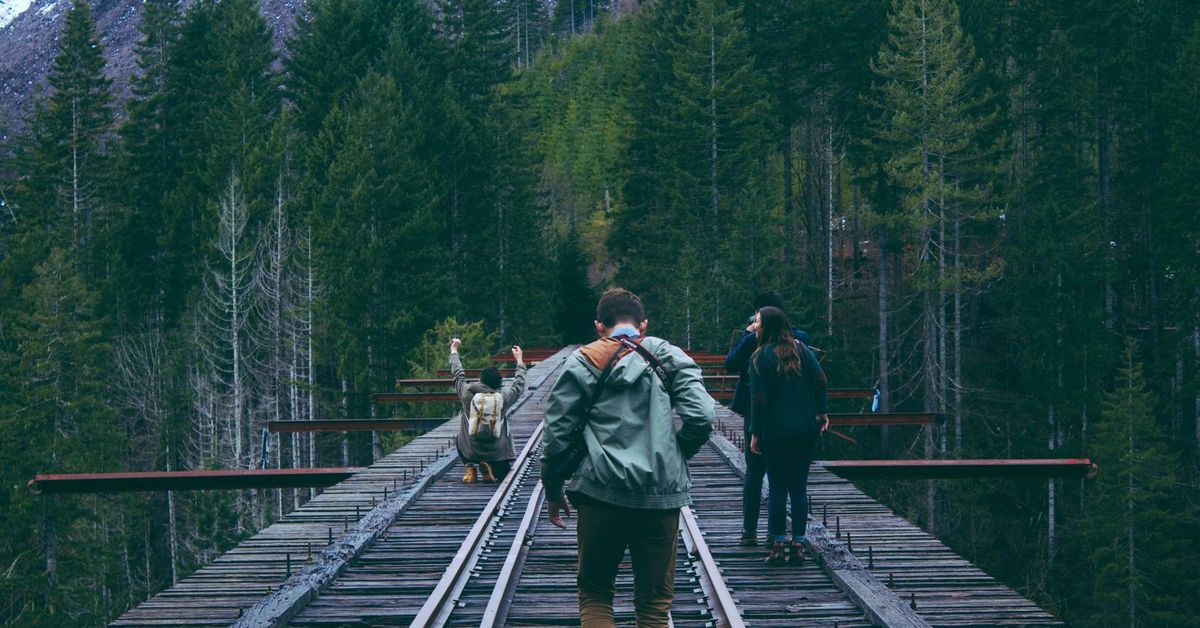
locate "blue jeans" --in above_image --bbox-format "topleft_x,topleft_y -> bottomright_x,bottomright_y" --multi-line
764,432 -> 818,543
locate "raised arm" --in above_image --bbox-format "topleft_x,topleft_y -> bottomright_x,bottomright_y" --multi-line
502,346 -> 527,406
667,347 -> 714,459
448,338 -> 468,398
725,330 -> 758,373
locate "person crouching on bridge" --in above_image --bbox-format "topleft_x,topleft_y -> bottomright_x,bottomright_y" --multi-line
541,288 -> 715,628
725,291 -> 810,547
748,306 -> 829,566
450,338 -> 526,483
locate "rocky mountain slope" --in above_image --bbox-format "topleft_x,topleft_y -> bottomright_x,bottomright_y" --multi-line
0,0 -> 302,133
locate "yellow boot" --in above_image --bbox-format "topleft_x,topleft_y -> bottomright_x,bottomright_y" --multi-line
462,463 -> 477,483
479,462 -> 497,482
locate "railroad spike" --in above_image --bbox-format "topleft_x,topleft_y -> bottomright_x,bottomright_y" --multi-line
327,527 -> 332,544
286,552 -> 291,577
306,542 -> 312,562
868,545 -> 874,569
836,516 -> 841,538
823,504 -> 828,526
888,573 -> 895,587
910,592 -> 917,610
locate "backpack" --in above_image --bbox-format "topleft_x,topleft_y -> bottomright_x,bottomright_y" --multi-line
468,392 -> 504,442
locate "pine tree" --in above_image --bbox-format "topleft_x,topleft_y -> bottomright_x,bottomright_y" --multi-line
1156,19 -> 1200,453
116,0 -> 180,325
868,0 -> 996,471
310,71 -> 453,433
284,0 -> 403,138
1070,340 -> 1195,625
441,0 -> 514,112
555,227 -> 597,343
0,247 -> 121,624
16,0 -> 113,265
612,0 -> 770,347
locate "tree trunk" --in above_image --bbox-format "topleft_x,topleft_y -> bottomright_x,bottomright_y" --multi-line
1047,404 -> 1056,561
953,217 -> 962,454
826,118 -> 835,338
878,229 -> 891,452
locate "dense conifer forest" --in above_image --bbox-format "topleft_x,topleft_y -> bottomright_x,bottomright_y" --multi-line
0,0 -> 1198,625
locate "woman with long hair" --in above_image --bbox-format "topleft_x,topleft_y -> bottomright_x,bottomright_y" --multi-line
748,306 -> 829,565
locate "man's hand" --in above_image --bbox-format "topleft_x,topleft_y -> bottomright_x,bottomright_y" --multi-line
511,345 -> 524,366
547,496 -> 571,529
817,414 -> 830,434
745,321 -> 759,333
750,433 -> 762,455
450,338 -> 461,353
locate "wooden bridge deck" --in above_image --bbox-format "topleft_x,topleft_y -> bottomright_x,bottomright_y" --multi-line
113,348 -> 1061,627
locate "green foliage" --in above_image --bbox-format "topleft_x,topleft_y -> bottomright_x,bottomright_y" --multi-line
407,318 -> 499,377
14,0 -> 113,263
555,229 -> 598,343
3,0 -> 1200,623
1065,341 -> 1196,625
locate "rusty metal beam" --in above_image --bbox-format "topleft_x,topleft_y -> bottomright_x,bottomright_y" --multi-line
268,418 -> 451,433
372,392 -> 459,403
827,412 -> 937,426
394,378 -> 455,387
817,458 -> 1096,480
28,468 -> 365,494
435,368 -> 517,377
828,388 -> 876,400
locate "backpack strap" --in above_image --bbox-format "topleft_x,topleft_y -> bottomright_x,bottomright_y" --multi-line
616,337 -> 673,390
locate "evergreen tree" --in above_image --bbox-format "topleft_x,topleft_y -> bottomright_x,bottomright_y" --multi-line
1156,19 -> 1200,453
16,0 -> 113,265
310,71 -> 453,423
1069,340 -> 1195,625
116,0 -> 180,325
867,0 -> 997,473
612,0 -> 770,347
555,227 -> 597,343
284,0 -> 403,138
0,247 -> 121,625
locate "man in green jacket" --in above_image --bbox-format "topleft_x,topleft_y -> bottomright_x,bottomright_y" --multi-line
541,288 -> 714,627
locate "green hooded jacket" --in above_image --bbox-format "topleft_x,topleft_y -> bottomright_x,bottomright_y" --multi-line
541,336 -> 714,510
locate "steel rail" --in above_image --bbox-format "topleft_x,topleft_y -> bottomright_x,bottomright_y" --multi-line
678,506 -> 746,628
409,421 -> 547,627
479,478 -> 546,627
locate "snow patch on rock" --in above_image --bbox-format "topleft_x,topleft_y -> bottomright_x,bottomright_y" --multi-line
0,0 -> 35,30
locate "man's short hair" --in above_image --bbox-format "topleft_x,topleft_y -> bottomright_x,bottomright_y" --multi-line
596,288 -> 646,327
753,290 -> 785,311
480,367 -> 503,390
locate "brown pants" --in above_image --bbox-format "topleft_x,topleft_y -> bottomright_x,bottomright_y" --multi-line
575,497 -> 679,628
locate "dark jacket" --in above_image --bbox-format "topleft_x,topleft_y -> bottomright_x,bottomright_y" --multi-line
724,326 -> 810,418
748,342 -> 828,447
451,352 -> 527,462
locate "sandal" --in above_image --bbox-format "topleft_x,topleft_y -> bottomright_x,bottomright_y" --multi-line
765,541 -> 787,566
787,541 -> 806,567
